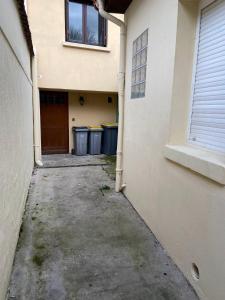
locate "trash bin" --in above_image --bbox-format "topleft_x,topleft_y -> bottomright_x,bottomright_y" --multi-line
72,127 -> 89,156
101,123 -> 118,155
88,126 -> 103,155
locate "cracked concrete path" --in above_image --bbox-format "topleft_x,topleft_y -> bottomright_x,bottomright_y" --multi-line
8,156 -> 198,300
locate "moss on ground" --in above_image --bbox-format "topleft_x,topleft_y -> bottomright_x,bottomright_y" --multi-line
101,155 -> 116,165
101,155 -> 116,180
32,255 -> 45,267
99,185 -> 111,196
35,244 -> 45,250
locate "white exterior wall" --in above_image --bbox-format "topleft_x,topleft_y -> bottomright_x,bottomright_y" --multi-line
0,1 -> 34,299
123,1 -> 225,299
27,0 -> 121,93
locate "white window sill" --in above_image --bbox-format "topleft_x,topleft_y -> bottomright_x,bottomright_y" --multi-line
63,41 -> 111,52
164,144 -> 225,185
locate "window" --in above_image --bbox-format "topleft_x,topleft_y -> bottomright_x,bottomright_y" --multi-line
131,29 -> 148,99
65,1 -> 107,47
189,0 -> 225,153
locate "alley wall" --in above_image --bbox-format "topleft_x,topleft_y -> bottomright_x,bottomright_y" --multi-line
0,1 -> 34,298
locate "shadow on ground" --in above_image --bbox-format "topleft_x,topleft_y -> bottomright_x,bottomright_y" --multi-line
8,155 -> 198,300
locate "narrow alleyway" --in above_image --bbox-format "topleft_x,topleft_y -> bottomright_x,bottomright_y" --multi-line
8,155 -> 198,300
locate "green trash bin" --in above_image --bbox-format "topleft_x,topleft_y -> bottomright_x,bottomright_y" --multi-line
88,126 -> 103,155
101,123 -> 118,155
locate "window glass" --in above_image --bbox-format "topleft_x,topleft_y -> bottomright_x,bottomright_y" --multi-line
132,71 -> 136,85
140,82 -> 145,98
133,41 -> 137,54
141,48 -> 147,65
136,52 -> 141,68
131,29 -> 148,99
137,36 -> 142,51
140,66 -> 146,82
68,2 -> 83,43
87,5 -> 99,45
141,30 -> 148,48
67,1 -> 106,46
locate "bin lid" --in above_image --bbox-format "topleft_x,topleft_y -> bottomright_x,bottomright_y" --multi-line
88,126 -> 103,131
72,126 -> 89,132
102,122 -> 118,128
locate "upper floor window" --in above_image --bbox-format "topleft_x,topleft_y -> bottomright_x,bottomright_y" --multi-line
65,1 -> 107,47
131,29 -> 148,99
189,0 -> 225,153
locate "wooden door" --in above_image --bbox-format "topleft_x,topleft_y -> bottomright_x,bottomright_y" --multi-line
40,91 -> 69,154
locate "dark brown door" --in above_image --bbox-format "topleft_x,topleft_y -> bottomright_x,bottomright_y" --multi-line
40,91 -> 69,154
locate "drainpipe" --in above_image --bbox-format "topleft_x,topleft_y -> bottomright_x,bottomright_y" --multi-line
32,49 -> 43,167
94,0 -> 126,192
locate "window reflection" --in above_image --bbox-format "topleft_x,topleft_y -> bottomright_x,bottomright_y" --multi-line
68,2 -> 83,43
87,5 -> 99,45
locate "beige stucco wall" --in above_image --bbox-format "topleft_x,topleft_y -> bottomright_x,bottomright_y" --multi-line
0,1 -> 34,299
69,92 -> 117,152
27,0 -> 121,92
123,1 -> 225,300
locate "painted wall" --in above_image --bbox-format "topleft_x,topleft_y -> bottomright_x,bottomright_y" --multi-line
69,92 -> 117,152
27,0 -> 121,92
123,0 -> 225,299
0,1 -> 34,299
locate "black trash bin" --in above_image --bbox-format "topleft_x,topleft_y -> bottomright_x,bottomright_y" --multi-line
101,123 -> 118,155
72,127 -> 89,156
88,126 -> 103,155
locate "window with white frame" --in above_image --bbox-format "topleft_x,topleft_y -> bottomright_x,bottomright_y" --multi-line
131,29 -> 148,99
189,0 -> 225,153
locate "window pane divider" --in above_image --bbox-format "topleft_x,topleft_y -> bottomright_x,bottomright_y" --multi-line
132,65 -> 146,72
131,80 -> 146,87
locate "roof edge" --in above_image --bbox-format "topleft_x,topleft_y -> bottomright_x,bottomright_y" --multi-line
16,0 -> 34,56
66,0 -> 131,14
104,0 -> 132,14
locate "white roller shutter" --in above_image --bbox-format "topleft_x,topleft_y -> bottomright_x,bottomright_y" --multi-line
189,0 -> 225,153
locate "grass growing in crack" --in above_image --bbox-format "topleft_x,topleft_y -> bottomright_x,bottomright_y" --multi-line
32,255 -> 45,267
99,185 -> 111,196
35,244 -> 45,250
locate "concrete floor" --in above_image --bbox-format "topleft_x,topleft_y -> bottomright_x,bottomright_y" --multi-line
8,155 -> 198,300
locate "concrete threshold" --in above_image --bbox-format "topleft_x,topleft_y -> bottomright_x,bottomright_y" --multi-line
39,163 -> 109,169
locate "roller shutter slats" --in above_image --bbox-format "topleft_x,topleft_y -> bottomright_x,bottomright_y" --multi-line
192,125 -> 225,133
195,81 -> 225,90
189,0 -> 225,152
194,96 -> 225,101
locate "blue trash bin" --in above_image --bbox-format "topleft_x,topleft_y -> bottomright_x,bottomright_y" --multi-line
101,123 -> 118,155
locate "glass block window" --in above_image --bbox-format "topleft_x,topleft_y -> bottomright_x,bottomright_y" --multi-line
131,29 -> 148,99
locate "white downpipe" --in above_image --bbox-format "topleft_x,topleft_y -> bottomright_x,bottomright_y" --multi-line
95,0 -> 126,192
32,50 -> 43,167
